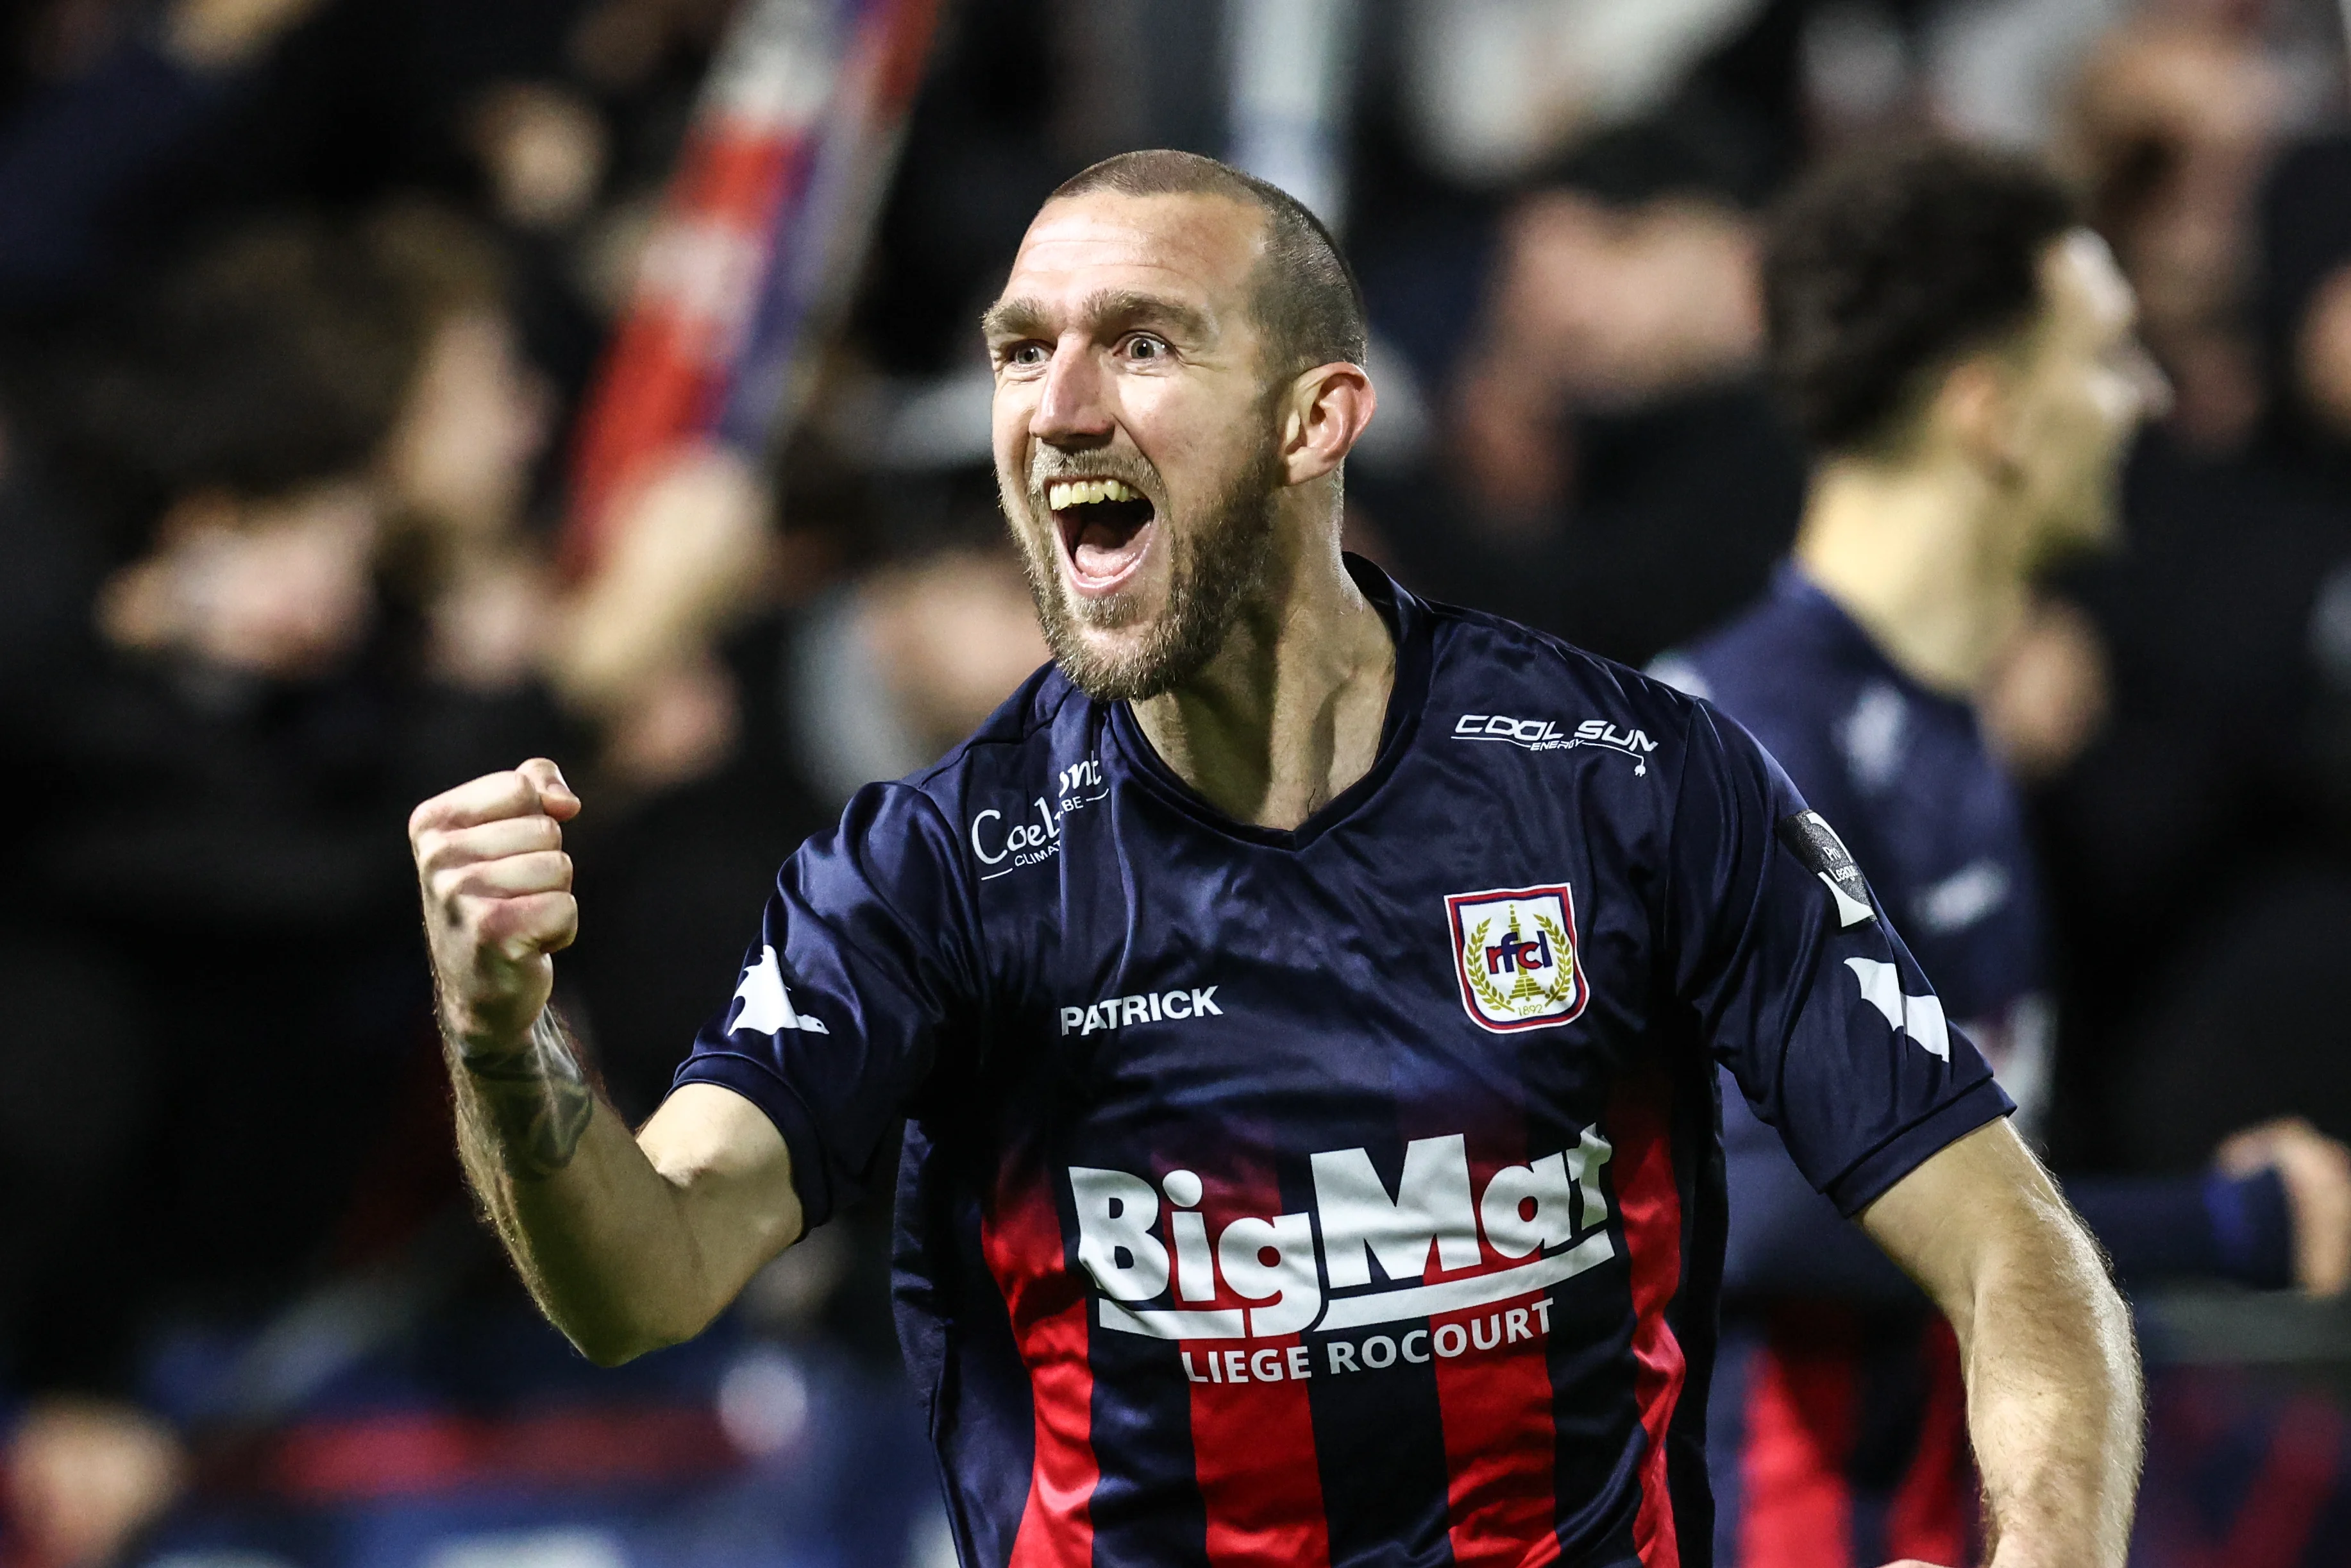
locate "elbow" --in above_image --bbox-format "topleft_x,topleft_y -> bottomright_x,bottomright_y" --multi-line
563,1304 -> 711,1368
573,1333 -> 654,1369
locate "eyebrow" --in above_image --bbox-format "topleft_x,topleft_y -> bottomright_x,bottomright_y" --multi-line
981,289 -> 1215,346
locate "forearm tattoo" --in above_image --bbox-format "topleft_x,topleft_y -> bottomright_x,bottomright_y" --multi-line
458,1010 -> 595,1180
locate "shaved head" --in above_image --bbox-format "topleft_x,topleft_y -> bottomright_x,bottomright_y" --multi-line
1049,150 -> 1367,385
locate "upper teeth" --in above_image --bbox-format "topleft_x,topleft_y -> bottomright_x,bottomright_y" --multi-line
1049,478 -> 1141,510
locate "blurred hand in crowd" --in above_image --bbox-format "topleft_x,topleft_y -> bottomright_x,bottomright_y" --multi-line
2217,1117 -> 2351,1296
383,308 -> 554,551
3,1399 -> 185,1568
425,553 -> 553,695
1452,190 -> 1760,520
380,301 -> 562,695
469,83 -> 611,233
96,483 -> 379,679
551,444 -> 777,789
1980,594 -> 2111,783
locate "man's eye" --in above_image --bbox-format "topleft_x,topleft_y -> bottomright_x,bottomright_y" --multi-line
1004,342 -> 1048,368
1124,333 -> 1169,361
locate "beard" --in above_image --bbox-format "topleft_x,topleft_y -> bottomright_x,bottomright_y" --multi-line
1005,433 -> 1284,703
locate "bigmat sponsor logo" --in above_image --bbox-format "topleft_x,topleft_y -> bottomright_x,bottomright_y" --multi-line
1069,1130 -> 1614,1379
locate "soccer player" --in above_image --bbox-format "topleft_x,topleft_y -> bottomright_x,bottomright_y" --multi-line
410,150 -> 2139,1567
1656,143 -> 2351,1568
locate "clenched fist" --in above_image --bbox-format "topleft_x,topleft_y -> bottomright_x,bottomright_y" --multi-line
410,759 -> 582,1052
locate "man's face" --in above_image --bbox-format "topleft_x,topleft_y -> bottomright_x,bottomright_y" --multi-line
984,190 -> 1286,700
2000,230 -> 2166,561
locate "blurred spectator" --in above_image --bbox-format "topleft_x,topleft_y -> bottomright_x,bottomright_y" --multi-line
2036,132 -> 2351,1174
0,203 -> 584,1568
2255,134 -> 2351,501
0,0 -> 326,309
0,0 -> 702,424
1663,138 -> 2351,1568
1358,124 -> 1805,666
1397,0 -> 1773,187
2059,12 -> 2289,451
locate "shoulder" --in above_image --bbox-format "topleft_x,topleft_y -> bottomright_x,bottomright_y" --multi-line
1671,592 -> 1843,719
1654,593 -> 1869,813
785,668 -> 1086,926
1421,594 -> 1706,743
800,664 -> 1091,889
898,662 -> 1093,805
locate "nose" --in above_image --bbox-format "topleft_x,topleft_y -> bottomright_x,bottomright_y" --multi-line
1032,337 -> 1115,449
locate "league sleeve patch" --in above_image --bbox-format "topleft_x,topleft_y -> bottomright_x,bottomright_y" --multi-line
1776,810 -> 1877,929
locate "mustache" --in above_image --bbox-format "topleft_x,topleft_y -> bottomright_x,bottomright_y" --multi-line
1024,449 -> 1163,506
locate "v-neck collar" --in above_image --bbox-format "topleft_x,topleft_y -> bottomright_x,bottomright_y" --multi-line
1106,555 -> 1433,852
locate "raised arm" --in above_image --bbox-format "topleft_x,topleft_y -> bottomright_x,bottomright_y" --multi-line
410,759 -> 802,1363
1859,1118 -> 2142,1568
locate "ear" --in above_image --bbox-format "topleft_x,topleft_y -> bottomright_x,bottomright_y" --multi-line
1277,361 -> 1378,487
1929,357 -> 2024,482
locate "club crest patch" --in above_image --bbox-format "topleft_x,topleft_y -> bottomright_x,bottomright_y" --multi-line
1445,884 -> 1588,1033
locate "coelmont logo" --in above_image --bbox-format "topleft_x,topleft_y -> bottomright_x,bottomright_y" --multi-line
1446,884 -> 1588,1033
1069,1129 -> 1615,1373
970,757 -> 1108,881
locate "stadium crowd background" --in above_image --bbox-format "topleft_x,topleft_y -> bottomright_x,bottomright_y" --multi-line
6,0 -> 2351,1564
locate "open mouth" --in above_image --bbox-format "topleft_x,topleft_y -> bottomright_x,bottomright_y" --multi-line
1049,477 -> 1157,594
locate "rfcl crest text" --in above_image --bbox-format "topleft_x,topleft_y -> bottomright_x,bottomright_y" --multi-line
1446,885 -> 1588,1032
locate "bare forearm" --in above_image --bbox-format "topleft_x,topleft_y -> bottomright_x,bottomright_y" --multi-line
414,763 -> 801,1367
1957,1196 -> 2143,1568
1863,1124 -> 2145,1567
446,1011 -> 727,1363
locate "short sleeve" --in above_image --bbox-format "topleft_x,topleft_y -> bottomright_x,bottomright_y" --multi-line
1665,702 -> 2012,1215
670,780 -> 982,1229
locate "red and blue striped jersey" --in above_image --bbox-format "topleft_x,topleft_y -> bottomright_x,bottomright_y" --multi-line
676,560 -> 2010,1568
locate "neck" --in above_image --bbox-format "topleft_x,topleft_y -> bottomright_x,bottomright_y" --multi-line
1130,525 -> 1395,830
1794,454 -> 2030,698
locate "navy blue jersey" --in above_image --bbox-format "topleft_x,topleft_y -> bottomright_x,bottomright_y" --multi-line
1656,567 -> 2048,1310
1664,566 -> 2288,1568
1659,568 -> 2045,1044
676,561 -> 2007,1568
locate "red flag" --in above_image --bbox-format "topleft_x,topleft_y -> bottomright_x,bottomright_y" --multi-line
564,0 -> 942,573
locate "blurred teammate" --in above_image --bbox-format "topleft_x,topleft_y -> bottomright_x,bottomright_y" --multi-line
1657,142 -> 2351,1568
412,151 -> 2139,1567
